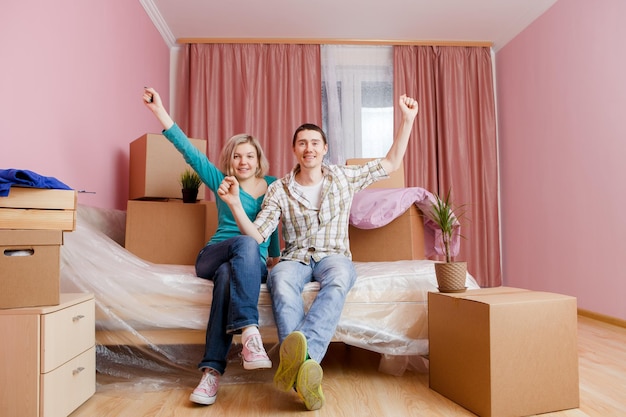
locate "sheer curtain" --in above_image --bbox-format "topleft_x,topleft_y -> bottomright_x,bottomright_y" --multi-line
395,45 -> 501,287
175,43 -> 322,179
321,45 -> 394,164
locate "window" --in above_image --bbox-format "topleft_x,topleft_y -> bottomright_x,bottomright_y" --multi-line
321,45 -> 393,163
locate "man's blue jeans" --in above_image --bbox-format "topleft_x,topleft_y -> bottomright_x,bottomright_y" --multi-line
194,235 -> 267,374
267,255 -> 356,363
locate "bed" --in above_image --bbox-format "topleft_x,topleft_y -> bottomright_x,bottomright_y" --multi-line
59,163 -> 479,387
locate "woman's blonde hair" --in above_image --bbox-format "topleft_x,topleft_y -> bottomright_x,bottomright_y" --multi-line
218,134 -> 269,178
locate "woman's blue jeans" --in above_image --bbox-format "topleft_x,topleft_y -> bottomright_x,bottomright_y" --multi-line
194,235 -> 267,374
267,255 -> 356,363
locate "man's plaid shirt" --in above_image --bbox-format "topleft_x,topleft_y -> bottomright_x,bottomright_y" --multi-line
253,159 -> 388,264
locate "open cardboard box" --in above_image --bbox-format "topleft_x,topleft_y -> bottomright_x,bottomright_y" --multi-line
349,204 -> 424,261
346,158 -> 425,261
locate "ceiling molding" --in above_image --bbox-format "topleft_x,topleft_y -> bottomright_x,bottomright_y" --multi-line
146,0 -> 558,52
140,0 -> 176,48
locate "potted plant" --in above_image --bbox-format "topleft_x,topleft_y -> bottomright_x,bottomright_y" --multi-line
428,189 -> 467,293
179,169 -> 201,203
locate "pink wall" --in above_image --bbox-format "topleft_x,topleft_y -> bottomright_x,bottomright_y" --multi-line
497,0 -> 626,320
1,0 -> 170,210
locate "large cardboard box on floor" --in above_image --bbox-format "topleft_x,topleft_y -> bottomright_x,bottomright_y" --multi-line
129,133 -> 207,200
0,229 -> 63,308
428,287 -> 579,417
0,187 -> 77,231
125,200 -> 218,265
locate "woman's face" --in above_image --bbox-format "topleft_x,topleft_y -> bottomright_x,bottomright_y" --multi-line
231,142 -> 259,181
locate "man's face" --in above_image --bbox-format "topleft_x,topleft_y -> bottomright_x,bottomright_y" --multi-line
293,129 -> 328,169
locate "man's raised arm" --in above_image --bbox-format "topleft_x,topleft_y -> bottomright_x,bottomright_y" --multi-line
380,94 -> 419,174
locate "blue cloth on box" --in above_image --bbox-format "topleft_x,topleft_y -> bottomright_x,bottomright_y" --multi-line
0,169 -> 73,197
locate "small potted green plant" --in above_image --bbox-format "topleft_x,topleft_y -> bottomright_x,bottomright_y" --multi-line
179,169 -> 201,203
428,189 -> 467,292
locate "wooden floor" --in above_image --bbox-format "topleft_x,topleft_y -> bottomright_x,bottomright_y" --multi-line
70,316 -> 626,417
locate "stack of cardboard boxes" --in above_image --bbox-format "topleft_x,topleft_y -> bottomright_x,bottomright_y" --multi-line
124,138 -> 426,265
0,187 -> 77,309
125,133 -> 217,265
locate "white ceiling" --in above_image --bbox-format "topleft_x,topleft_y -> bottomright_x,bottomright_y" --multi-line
143,0 -> 558,51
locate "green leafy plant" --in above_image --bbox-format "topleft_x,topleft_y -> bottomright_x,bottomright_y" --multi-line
429,189 -> 466,263
179,169 -> 201,190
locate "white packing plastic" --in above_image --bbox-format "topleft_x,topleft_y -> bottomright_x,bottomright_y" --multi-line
60,205 -> 479,390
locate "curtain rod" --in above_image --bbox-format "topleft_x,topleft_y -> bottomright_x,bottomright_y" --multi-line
176,38 -> 493,47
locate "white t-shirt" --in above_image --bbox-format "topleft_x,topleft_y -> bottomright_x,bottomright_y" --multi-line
298,180 -> 323,209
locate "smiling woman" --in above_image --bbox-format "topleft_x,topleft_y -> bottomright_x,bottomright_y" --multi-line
141,87 -> 281,406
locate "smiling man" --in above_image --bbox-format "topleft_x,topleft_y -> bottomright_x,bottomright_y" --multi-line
218,94 -> 418,411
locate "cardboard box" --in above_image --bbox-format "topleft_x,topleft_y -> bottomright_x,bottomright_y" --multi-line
0,187 -> 77,231
125,200 -> 218,265
349,204 -> 424,261
346,158 -> 420,262
1,187 -> 77,210
0,230 -> 63,309
428,287 -> 579,417
346,158 -> 406,189
129,133 -> 207,200
0,208 -> 76,231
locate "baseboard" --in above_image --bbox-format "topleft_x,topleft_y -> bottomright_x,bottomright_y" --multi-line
578,308 -> 626,329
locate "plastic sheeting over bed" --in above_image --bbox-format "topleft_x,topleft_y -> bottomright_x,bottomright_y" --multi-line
60,205 -> 479,389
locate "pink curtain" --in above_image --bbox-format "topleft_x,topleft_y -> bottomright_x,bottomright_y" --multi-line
395,46 -> 501,287
175,42 -> 500,287
176,43 -> 322,179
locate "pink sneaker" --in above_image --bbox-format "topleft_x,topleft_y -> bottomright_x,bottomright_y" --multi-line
242,333 -> 273,370
189,368 -> 220,405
